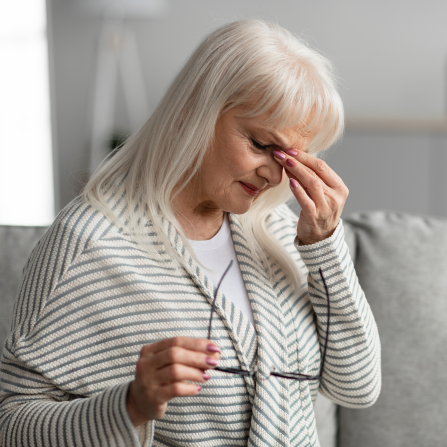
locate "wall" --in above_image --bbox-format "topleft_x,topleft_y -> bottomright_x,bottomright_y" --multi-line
48,0 -> 447,214
324,131 -> 447,218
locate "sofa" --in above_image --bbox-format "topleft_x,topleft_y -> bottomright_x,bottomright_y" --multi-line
1,210 -> 446,446
310,210 -> 447,447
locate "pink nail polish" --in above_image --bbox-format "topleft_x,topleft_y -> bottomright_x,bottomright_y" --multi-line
203,372 -> 211,380
197,385 -> 202,392
206,357 -> 219,366
286,159 -> 296,167
290,178 -> 299,188
273,150 -> 286,160
207,344 -> 221,353
285,149 -> 298,156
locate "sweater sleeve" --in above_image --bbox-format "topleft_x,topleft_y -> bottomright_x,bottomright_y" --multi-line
296,220 -> 381,408
0,368 -> 153,447
0,201 -> 155,446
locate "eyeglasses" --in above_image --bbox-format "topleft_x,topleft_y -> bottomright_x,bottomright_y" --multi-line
207,260 -> 330,381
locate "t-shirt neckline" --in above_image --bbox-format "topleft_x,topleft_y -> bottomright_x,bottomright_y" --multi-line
187,214 -> 231,251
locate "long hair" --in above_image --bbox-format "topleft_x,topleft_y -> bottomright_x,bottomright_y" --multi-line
82,19 -> 344,291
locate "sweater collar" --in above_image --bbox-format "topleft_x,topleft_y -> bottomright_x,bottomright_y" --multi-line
163,212 -> 292,446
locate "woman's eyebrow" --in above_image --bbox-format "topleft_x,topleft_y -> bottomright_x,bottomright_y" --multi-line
265,130 -> 287,146
265,129 -> 302,150
266,129 -> 311,153
253,128 -> 288,148
254,127 -> 309,153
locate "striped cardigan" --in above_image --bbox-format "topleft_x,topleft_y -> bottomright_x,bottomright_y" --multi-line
0,191 -> 381,447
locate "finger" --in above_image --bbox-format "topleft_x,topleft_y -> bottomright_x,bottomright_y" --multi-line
288,176 -> 316,212
283,161 -> 327,207
153,363 -> 210,385
158,382 -> 202,402
142,345 -> 220,372
274,150 -> 323,191
285,170 -> 311,196
287,172 -> 312,199
287,168 -> 347,215
140,337 -> 221,357
286,150 -> 346,191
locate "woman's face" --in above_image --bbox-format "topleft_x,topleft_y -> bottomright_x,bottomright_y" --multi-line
194,107 -> 313,215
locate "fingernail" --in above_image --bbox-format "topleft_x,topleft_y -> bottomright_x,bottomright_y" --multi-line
286,159 -> 296,167
203,372 -> 211,380
285,149 -> 298,156
290,178 -> 299,188
197,385 -> 202,392
206,357 -> 219,366
207,344 -> 220,353
273,150 -> 286,160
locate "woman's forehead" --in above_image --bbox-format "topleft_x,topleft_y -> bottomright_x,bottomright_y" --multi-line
236,103 -> 319,136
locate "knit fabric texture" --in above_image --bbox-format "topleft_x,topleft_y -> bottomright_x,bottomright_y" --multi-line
0,187 -> 381,447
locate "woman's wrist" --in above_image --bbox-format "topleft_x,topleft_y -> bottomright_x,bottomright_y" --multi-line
126,381 -> 151,428
296,220 -> 341,246
296,228 -> 337,246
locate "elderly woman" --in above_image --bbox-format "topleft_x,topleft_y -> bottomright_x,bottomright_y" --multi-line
0,19 -> 380,447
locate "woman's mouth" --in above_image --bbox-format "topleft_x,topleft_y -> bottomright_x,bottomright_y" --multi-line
239,181 -> 260,197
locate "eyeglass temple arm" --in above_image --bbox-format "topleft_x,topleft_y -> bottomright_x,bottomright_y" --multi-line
207,263 -> 330,382
207,260 -> 233,340
279,268 -> 330,380
318,267 -> 330,378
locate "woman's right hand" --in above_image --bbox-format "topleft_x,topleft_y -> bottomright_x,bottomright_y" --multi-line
126,337 -> 221,427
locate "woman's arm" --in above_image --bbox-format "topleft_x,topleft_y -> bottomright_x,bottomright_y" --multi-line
0,336 -> 219,446
0,355 -> 144,446
272,149 -> 381,407
0,206 -> 146,446
0,203 -> 220,445
296,221 -> 381,407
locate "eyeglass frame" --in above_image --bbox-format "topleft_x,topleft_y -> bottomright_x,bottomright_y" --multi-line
206,260 -> 330,381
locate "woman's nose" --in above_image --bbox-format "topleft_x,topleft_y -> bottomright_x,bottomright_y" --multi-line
257,155 -> 284,187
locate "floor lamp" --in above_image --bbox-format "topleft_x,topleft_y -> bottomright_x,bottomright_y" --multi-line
75,0 -> 168,172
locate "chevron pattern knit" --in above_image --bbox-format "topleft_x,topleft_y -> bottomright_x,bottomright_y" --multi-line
0,185 -> 381,447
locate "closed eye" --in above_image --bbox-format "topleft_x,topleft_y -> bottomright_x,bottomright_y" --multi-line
250,139 -> 268,151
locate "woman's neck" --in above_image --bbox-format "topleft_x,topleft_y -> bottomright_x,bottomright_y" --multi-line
172,184 -> 225,241
178,211 -> 225,241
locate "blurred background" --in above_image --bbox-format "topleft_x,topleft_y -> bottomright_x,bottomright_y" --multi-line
1,0 -> 447,226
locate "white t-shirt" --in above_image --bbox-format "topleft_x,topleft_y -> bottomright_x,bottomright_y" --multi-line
187,215 -> 255,326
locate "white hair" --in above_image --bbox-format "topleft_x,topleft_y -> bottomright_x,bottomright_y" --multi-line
82,19 -> 344,291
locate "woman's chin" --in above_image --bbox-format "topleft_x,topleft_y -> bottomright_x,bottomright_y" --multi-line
224,199 -> 255,215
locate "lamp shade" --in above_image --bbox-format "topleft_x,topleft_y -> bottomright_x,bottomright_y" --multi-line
75,0 -> 168,19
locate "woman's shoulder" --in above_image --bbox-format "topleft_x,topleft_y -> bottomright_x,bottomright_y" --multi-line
8,197 -> 124,336
27,196 -> 125,279
47,196 -> 121,247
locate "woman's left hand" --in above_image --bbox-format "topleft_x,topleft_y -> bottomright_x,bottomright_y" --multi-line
273,149 -> 349,245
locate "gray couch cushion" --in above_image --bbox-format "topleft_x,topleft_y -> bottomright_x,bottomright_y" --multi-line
0,225 -> 48,354
314,393 -> 338,447
339,211 -> 447,447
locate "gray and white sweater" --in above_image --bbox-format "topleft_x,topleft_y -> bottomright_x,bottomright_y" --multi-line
0,191 -> 381,447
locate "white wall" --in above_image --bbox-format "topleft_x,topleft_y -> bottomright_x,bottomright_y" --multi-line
49,0 -> 447,212
0,1 -> 54,226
